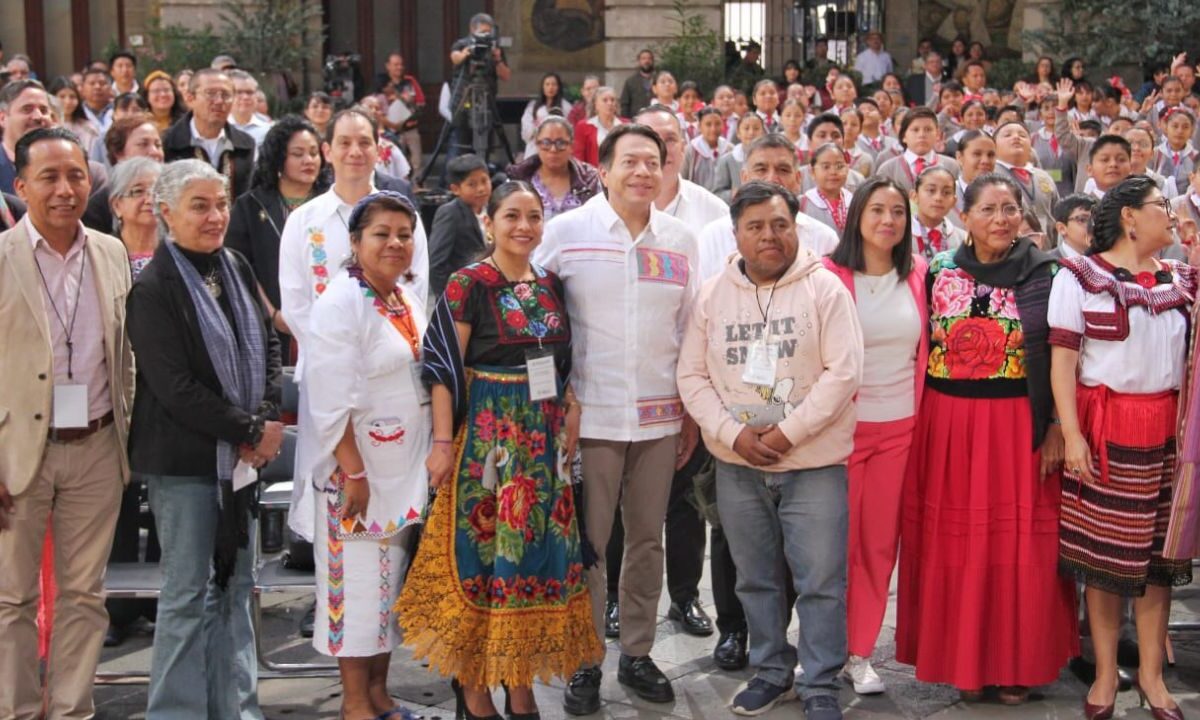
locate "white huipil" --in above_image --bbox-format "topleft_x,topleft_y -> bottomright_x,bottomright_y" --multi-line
303,271 -> 431,656
278,185 -> 429,541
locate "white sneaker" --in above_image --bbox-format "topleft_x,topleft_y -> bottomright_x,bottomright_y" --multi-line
842,655 -> 885,695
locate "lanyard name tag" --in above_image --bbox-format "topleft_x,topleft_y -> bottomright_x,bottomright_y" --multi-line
526,349 -> 558,402
742,341 -> 779,387
52,384 -> 89,428
411,362 -> 431,405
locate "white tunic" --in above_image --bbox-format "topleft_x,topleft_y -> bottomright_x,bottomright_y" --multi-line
305,272 -> 430,657
1048,256 -> 1195,394
279,185 -> 429,540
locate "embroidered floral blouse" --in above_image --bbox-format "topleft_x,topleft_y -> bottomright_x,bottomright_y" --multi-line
444,261 -> 573,375
926,252 -> 1029,395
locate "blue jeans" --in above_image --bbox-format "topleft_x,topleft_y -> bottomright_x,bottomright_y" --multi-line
715,461 -> 848,699
146,475 -> 262,720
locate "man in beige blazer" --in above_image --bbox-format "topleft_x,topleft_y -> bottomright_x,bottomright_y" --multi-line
0,126 -> 134,719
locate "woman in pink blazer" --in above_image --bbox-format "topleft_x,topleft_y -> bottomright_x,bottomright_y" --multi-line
821,177 -> 929,696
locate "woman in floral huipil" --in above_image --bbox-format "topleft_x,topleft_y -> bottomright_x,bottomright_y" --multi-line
895,173 -> 1079,703
397,181 -> 601,720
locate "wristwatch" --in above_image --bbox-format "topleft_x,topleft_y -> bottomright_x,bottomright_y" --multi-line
246,414 -> 266,446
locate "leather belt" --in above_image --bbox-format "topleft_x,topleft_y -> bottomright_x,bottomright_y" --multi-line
47,411 -> 114,443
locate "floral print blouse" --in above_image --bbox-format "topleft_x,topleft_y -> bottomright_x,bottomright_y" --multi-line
927,251 -> 1028,390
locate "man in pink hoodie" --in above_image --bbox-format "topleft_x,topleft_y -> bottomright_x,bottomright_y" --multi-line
677,181 -> 863,720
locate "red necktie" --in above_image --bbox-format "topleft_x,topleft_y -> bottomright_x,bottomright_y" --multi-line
1012,167 -> 1031,183
927,228 -> 943,252
1049,135 -> 1059,155
871,137 -> 881,151
1174,152 -> 1181,165
914,157 -> 927,175
821,192 -> 847,230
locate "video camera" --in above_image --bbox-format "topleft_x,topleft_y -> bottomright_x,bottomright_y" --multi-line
323,53 -> 362,99
469,31 -> 496,63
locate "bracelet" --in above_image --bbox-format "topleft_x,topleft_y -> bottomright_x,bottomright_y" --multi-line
433,439 -> 453,444
346,469 -> 368,480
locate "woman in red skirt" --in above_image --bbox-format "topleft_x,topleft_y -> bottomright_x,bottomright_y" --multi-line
1051,175 -> 1195,720
897,172 -> 1079,703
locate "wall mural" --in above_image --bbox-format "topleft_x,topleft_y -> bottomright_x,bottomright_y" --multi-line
524,0 -> 605,61
918,0 -> 1026,56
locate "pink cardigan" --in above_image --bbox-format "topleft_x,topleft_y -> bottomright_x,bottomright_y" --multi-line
821,255 -> 930,413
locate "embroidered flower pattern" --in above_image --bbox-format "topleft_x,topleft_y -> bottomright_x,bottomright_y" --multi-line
309,228 -> 330,296
926,253 -> 1027,381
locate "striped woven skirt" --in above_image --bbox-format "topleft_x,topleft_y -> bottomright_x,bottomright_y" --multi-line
1058,383 -> 1192,596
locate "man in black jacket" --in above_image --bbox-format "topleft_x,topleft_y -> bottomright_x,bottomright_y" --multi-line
904,50 -> 945,108
162,68 -> 255,199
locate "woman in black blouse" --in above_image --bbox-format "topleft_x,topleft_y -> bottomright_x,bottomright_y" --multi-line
226,115 -> 328,359
126,159 -> 282,718
396,181 -> 601,720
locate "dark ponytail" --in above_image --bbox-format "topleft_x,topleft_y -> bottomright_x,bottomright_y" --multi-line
1087,174 -> 1158,255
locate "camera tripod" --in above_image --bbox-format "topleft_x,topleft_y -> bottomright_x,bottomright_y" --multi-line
419,65 -> 515,186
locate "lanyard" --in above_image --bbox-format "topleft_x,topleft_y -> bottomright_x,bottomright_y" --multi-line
33,244 -> 87,380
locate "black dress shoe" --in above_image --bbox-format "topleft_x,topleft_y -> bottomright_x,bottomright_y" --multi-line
617,654 -> 674,703
712,630 -> 748,671
604,599 -> 620,639
668,598 -> 713,637
299,602 -> 316,639
562,667 -> 602,716
104,623 -> 126,648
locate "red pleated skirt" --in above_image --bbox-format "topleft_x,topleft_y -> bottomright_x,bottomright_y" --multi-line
896,389 -> 1079,690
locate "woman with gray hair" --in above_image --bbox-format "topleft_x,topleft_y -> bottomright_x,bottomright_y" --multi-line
126,158 -> 283,718
108,157 -> 162,279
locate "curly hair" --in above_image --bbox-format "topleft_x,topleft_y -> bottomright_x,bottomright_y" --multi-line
1087,174 -> 1159,255
251,114 -> 329,193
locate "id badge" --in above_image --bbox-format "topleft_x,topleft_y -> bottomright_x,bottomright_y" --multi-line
52,384 -> 89,428
742,341 -> 778,387
410,362 -> 431,405
525,348 -> 558,402
1046,168 -> 1063,183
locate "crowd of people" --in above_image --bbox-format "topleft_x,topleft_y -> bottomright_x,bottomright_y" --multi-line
5,13 -> 1200,720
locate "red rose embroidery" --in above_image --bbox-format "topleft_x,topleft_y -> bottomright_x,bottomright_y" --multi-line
551,490 -> 574,529
496,417 -> 516,441
537,292 -> 556,310
505,310 -> 528,329
445,279 -> 466,303
467,461 -> 484,479
475,410 -> 496,441
467,496 -> 497,544
944,317 -> 1008,380
498,473 -> 538,531
527,430 -> 547,457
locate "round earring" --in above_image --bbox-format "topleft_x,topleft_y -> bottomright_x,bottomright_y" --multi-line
965,234 -> 974,246
486,231 -> 495,243
1130,227 -> 1138,242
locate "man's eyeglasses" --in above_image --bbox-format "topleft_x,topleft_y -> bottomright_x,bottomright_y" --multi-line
199,89 -> 234,103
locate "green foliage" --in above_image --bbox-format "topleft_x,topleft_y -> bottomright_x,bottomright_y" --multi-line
1025,0 -> 1200,70
655,0 -> 725,95
134,15 -> 224,76
217,0 -> 324,77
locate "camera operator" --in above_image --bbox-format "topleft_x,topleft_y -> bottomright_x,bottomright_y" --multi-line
446,13 -> 510,160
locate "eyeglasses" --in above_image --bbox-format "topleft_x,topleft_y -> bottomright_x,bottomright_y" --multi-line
537,139 -> 570,151
1138,198 -> 1174,215
199,89 -> 234,102
1067,213 -> 1092,225
234,89 -> 257,97
973,204 -> 1022,219
123,187 -> 149,200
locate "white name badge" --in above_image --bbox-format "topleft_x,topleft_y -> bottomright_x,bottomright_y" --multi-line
526,350 -> 558,402
411,362 -> 431,405
742,341 -> 779,387
52,384 -> 89,428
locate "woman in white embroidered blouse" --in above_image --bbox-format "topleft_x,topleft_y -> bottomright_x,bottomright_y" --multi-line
303,192 -> 430,720
1049,176 -> 1197,719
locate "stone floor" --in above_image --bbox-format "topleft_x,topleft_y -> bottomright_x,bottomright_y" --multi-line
93,563 -> 1200,720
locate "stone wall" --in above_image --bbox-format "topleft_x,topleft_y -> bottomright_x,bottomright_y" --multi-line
603,0 -> 722,90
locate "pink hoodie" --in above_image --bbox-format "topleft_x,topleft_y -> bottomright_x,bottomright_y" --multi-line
677,248 -> 864,472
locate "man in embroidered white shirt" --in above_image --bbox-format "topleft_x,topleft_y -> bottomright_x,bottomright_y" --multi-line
854,31 -> 893,86
536,124 -> 699,715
